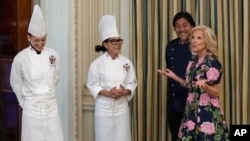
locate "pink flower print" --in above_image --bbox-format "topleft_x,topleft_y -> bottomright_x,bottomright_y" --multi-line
186,120 -> 195,131
195,74 -> 201,80
201,64 -> 209,71
198,108 -> 201,113
201,65 -> 205,70
211,98 -> 220,108
195,57 -> 205,67
199,93 -> 210,106
195,72 -> 205,80
200,122 -> 215,135
178,130 -> 183,138
186,61 -> 193,71
197,116 -> 200,123
187,93 -> 195,104
206,67 -> 220,81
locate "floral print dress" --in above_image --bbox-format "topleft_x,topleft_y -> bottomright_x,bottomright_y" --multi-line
177,54 -> 230,141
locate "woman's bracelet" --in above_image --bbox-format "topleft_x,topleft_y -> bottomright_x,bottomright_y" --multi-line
180,80 -> 187,87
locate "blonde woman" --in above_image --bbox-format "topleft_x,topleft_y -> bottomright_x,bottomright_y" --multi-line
158,25 -> 229,140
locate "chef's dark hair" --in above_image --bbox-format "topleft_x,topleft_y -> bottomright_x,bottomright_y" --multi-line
95,38 -> 109,52
27,32 -> 32,36
173,11 -> 196,28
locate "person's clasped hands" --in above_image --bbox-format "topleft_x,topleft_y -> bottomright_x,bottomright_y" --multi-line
109,84 -> 130,99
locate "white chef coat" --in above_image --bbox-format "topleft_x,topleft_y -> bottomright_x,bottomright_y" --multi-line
87,52 -> 137,141
10,46 -> 64,141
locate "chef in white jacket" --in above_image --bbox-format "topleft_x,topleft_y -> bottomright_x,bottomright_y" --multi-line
10,5 -> 64,141
87,15 -> 137,141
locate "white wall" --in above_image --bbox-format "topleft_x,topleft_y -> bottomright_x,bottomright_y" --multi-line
40,0 -> 70,140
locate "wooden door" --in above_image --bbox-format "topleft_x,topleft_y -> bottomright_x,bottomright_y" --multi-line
0,0 -> 33,141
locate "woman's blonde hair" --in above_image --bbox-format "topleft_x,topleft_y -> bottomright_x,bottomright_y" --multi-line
190,25 -> 218,57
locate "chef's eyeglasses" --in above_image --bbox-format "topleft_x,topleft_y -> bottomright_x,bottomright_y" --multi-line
106,39 -> 123,45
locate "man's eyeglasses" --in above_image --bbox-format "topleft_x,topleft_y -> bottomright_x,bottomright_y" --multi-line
106,39 -> 123,45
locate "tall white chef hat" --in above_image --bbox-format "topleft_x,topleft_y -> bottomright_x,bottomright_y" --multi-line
28,5 -> 46,37
99,15 -> 119,42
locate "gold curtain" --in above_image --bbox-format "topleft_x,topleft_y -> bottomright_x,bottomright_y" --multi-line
217,0 -> 250,124
130,0 -> 250,141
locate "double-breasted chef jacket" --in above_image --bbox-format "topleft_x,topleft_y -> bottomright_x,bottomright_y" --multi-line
87,52 -> 137,141
10,46 -> 64,141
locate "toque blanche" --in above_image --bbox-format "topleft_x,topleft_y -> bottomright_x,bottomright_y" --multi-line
99,15 -> 119,42
28,5 -> 46,37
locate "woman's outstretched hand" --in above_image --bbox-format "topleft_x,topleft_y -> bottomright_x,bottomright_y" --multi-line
157,69 -> 176,79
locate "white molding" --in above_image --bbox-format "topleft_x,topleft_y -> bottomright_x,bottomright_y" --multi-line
68,0 -> 77,140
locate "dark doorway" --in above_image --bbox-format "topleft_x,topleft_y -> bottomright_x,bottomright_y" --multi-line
0,0 -> 33,141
